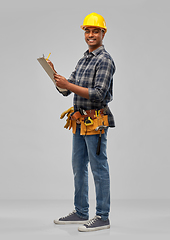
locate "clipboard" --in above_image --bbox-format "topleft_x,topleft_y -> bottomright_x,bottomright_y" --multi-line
37,56 -> 67,92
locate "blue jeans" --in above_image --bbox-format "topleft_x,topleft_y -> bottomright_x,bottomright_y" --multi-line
72,125 -> 110,221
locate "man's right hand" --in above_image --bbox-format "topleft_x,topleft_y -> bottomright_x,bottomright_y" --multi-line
47,60 -> 57,73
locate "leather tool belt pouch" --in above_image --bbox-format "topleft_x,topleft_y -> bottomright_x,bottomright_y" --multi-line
70,109 -> 109,135
80,115 -> 109,135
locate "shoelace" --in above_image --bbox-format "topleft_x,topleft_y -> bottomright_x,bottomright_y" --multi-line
61,210 -> 76,219
85,216 -> 100,226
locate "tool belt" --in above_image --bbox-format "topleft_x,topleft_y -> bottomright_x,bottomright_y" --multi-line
70,108 -> 109,135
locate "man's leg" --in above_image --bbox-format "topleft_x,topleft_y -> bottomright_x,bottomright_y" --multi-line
72,125 -> 89,220
85,128 -> 110,220
54,125 -> 89,224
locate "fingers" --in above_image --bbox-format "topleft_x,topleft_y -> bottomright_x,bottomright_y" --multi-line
48,61 -> 53,69
53,74 -> 68,89
47,60 -> 52,66
54,73 -> 60,78
54,73 -> 61,82
47,60 -> 57,72
54,73 -> 58,83
54,74 -> 62,86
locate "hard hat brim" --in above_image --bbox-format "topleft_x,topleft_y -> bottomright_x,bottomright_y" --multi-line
80,25 -> 107,33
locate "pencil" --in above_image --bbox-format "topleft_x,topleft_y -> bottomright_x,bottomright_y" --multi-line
46,53 -> 51,61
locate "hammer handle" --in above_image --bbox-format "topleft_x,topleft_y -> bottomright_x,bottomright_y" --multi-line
96,135 -> 101,155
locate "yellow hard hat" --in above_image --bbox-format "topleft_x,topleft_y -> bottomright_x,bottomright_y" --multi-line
81,12 -> 107,33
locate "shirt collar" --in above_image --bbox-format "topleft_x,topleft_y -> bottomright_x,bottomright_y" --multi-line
84,45 -> 105,57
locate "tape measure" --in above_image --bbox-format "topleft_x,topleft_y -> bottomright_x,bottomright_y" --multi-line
84,117 -> 93,126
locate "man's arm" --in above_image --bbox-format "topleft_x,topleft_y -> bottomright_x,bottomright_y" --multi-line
47,59 -> 89,99
88,58 -> 115,102
54,73 -> 89,99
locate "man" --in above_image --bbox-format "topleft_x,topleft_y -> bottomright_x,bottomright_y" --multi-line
48,12 -> 116,232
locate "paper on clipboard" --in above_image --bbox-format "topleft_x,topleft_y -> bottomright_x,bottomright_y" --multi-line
37,56 -> 67,92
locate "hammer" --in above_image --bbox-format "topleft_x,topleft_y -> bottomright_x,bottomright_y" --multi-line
95,125 -> 108,155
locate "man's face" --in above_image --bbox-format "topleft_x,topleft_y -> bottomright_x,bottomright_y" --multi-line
84,27 -> 105,52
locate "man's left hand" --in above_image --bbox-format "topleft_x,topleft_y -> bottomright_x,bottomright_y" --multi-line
54,73 -> 69,89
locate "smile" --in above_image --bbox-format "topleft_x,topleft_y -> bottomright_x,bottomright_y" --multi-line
88,39 -> 96,43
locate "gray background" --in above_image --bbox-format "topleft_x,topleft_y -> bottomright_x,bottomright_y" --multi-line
0,0 -> 169,201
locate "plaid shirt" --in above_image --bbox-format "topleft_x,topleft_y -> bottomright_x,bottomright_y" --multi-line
60,45 -> 116,127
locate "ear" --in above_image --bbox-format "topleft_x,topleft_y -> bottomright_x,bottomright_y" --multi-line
102,31 -> 105,40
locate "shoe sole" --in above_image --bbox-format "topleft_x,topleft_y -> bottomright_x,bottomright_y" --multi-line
54,220 -> 89,225
78,224 -> 110,232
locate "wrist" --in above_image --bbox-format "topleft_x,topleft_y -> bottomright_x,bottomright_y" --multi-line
67,81 -> 71,90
